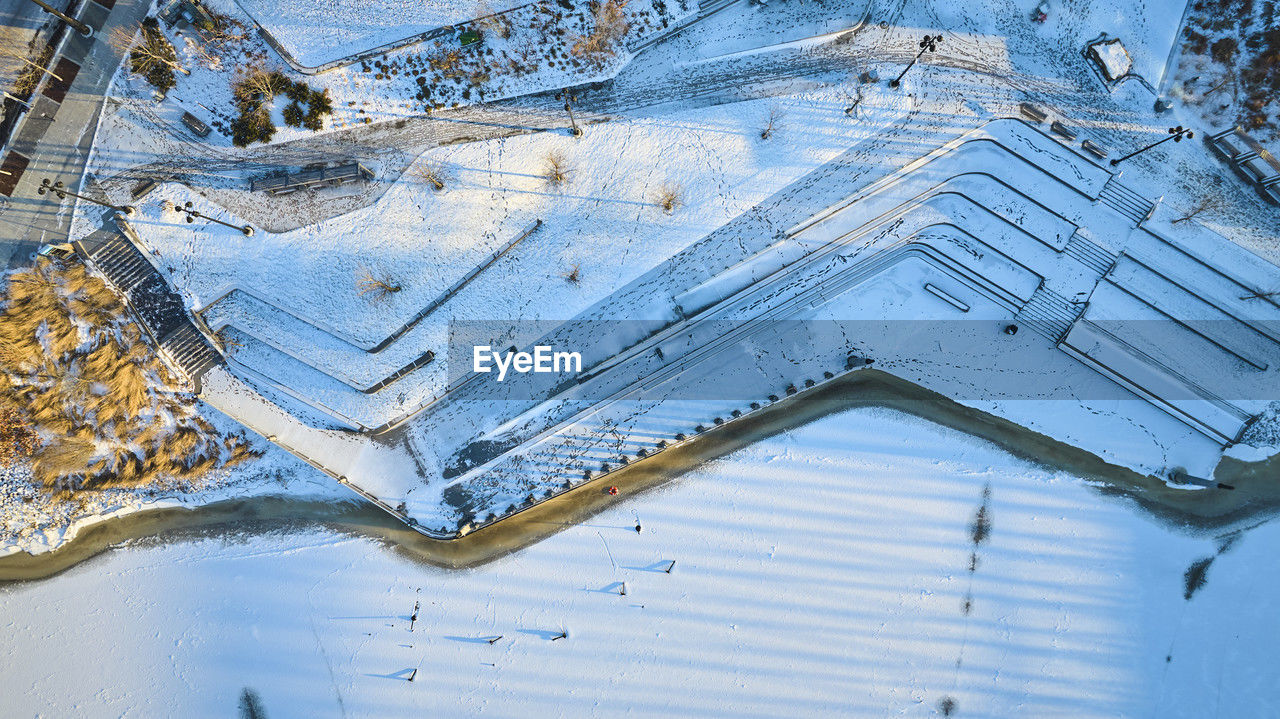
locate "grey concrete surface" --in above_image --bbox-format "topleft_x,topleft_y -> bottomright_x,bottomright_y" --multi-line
0,0 -> 149,268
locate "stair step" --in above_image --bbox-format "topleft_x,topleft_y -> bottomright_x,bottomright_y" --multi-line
87,233 -> 223,388
161,324 -> 221,380
1015,286 -> 1085,344
1098,177 -> 1154,225
1064,235 -> 1117,275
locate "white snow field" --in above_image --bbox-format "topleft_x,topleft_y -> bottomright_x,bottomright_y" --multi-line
233,0 -> 528,67
2,408 -> 1275,718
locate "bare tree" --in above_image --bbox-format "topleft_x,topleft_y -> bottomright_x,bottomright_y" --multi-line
108,24 -> 190,76
760,107 -> 782,140
563,263 -> 581,284
1,49 -> 62,83
187,40 -> 222,72
571,0 -> 630,63
655,182 -> 683,213
413,162 -> 447,191
1172,195 -> 1223,224
544,150 -> 570,186
357,269 -> 403,301
474,2 -> 512,39
200,14 -> 248,50
106,25 -> 138,59
187,15 -> 248,73
236,67 -> 279,103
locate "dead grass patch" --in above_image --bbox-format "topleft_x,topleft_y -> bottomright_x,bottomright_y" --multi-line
0,261 -> 260,495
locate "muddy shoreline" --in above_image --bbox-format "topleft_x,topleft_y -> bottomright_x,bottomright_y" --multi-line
3,370 -> 1277,583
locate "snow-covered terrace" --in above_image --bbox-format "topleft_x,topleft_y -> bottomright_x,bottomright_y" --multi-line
162,117 -> 1280,533
130,88 -> 911,422
370,119 -> 1278,529
92,0 -> 1280,535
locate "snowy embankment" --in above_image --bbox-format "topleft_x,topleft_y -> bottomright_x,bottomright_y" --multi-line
74,0 -> 687,199
0,430 -> 340,558
138,0 -> 678,143
2,407 -> 1275,716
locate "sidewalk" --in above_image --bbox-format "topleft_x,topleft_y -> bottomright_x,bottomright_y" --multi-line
0,0 -> 148,268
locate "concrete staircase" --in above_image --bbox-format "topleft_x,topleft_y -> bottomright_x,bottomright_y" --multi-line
1015,285 -> 1084,344
1063,233 -> 1118,276
78,230 -> 222,389
158,323 -> 222,383
1097,176 -> 1154,225
83,232 -> 161,295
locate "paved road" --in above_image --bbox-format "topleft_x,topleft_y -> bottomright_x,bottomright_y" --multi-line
0,0 -> 149,268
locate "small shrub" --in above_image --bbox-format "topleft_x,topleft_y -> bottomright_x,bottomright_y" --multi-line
231,106 -> 275,147
1211,37 -> 1238,64
572,0 -> 630,65
544,150 -> 570,185
656,182 -> 683,213
357,269 -> 403,301
0,406 -> 39,468
282,103 -> 304,127
414,162 -> 447,191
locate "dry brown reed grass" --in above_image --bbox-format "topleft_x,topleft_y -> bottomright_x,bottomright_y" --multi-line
0,263 -> 262,494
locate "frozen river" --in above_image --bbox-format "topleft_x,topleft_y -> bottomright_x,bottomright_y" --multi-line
2,407 -> 1276,717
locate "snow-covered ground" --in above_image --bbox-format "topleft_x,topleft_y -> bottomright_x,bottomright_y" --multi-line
136,90 -> 898,344
0,410 -> 340,557
234,0 -> 528,68
1028,0 -> 1187,86
3,407 -> 1275,717
1168,0 -> 1279,144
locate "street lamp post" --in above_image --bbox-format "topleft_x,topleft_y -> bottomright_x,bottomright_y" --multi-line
26,0 -> 92,37
555,90 -> 582,138
38,178 -> 135,215
3,91 -> 33,109
174,201 -> 254,236
889,34 -> 942,89
1110,125 -> 1194,167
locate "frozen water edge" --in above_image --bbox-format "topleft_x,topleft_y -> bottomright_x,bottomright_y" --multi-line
2,407 -> 1277,717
